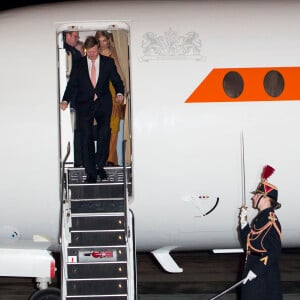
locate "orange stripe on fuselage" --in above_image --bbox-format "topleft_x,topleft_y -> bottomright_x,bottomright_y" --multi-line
185,67 -> 300,103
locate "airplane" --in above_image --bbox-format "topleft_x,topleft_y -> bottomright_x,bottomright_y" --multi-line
0,0 -> 300,298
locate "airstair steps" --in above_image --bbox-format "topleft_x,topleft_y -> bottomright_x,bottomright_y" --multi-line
70,199 -> 125,213
68,167 -> 131,184
71,215 -> 125,230
66,279 -> 127,296
61,166 -> 135,300
70,231 -> 126,247
69,184 -> 125,200
67,246 -> 127,262
67,261 -> 128,279
66,295 -> 127,300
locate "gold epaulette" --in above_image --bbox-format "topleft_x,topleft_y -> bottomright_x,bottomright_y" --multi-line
268,212 -> 282,240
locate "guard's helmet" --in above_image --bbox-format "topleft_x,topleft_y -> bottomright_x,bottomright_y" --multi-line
251,165 -> 281,209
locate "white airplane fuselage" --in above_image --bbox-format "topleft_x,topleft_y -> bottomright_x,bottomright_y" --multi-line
0,0 -> 300,278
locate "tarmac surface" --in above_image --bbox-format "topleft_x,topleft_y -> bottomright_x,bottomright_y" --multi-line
137,249 -> 300,300
0,249 -> 299,300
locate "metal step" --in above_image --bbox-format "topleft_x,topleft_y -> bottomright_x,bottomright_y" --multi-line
71,215 -> 125,231
66,279 -> 127,296
69,183 -> 124,199
70,198 -> 125,213
66,296 -> 127,300
66,166 -> 132,196
68,167 -> 131,184
67,246 -> 127,263
70,231 -> 126,247
68,262 -> 127,279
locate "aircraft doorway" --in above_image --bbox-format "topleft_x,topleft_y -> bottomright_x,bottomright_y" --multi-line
56,23 -> 131,169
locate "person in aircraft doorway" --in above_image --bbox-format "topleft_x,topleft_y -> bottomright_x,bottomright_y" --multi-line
75,40 -> 85,57
95,30 -> 126,167
60,36 -> 124,183
63,30 -> 84,168
239,165 -> 283,300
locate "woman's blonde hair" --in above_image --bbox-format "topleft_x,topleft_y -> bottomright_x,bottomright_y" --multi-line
95,31 -> 111,48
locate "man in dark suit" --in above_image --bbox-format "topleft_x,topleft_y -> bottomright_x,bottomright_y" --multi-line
60,36 -> 124,183
64,30 -> 82,69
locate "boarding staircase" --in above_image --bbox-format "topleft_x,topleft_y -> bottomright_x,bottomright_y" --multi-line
60,150 -> 136,300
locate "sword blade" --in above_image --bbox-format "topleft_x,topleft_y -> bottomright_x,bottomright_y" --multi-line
240,131 -> 246,206
209,278 -> 245,300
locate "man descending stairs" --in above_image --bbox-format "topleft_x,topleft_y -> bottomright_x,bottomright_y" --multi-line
60,166 -> 136,300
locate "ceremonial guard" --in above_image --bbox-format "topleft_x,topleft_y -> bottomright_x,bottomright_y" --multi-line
239,165 -> 283,300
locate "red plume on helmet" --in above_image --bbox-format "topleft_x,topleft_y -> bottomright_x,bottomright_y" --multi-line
261,165 -> 275,181
252,165 -> 281,209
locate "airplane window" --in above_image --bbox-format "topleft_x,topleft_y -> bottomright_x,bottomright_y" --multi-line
264,70 -> 284,97
223,71 -> 244,98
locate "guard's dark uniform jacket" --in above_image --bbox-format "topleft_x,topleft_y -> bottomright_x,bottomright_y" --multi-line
240,207 -> 283,300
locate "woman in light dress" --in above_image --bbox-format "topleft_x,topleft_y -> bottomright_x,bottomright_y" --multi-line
95,31 -> 125,166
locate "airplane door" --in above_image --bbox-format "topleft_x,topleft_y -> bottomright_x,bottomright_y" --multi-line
56,23 -> 131,166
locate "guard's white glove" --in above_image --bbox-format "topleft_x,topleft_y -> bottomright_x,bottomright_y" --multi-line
240,206 -> 248,229
243,270 -> 257,284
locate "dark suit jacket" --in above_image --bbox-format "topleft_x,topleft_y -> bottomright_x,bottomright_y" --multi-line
63,54 -> 124,114
64,42 -> 82,65
63,42 -> 83,109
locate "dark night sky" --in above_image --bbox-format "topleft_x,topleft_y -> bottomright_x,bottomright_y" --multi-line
0,0 -> 73,11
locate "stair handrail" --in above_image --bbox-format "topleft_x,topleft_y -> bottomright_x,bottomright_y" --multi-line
59,142 -> 71,299
59,141 -> 70,241
122,139 -> 129,240
122,139 -> 137,300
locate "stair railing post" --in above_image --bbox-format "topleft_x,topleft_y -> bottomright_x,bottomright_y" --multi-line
122,139 -> 129,240
59,141 -> 70,240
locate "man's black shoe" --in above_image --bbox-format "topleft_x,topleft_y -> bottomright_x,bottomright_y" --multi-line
97,168 -> 108,180
85,175 -> 97,183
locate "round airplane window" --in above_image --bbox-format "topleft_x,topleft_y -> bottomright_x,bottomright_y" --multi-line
223,71 -> 244,98
264,70 -> 284,97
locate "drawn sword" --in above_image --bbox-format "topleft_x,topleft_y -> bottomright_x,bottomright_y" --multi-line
209,278 -> 245,300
